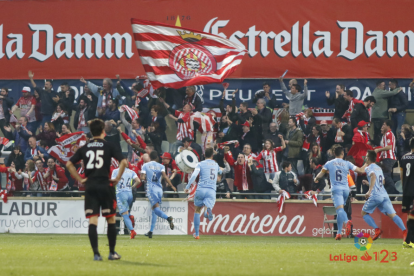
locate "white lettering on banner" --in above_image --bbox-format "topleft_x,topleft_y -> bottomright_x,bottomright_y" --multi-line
203,19 -> 414,60
0,24 -> 134,61
192,212 -> 306,235
312,227 -> 374,237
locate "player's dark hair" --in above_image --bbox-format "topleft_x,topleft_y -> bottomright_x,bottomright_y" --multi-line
334,146 -> 344,157
384,119 -> 393,128
364,96 -> 376,103
150,150 -> 158,160
410,137 -> 414,150
367,150 -> 377,163
89,119 -> 105,137
205,148 -> 214,158
345,89 -> 353,97
282,161 -> 291,170
292,84 -> 302,92
289,116 -> 297,127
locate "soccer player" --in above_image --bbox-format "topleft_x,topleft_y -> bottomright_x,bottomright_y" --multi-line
360,150 -> 406,241
400,138 -> 414,248
111,165 -> 140,239
66,119 -> 128,261
314,145 -> 366,240
141,150 -> 176,238
184,148 -> 221,239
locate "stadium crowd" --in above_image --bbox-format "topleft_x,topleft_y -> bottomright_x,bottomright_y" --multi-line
0,71 -> 413,200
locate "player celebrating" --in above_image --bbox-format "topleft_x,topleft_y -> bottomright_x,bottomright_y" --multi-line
314,145 -> 366,240
111,165 -> 140,239
66,119 -> 128,261
141,151 -> 176,239
361,150 -> 406,241
184,148 -> 221,240
401,138 -> 414,248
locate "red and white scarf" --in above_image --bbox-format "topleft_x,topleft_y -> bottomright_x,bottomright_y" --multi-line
51,111 -> 69,123
78,108 -> 87,129
101,91 -> 112,109
304,191 -> 318,207
217,140 -> 239,149
241,161 -> 249,191
186,183 -> 198,201
119,105 -> 139,121
276,190 -> 291,213
0,190 -> 8,203
31,148 -> 38,157
334,123 -> 346,143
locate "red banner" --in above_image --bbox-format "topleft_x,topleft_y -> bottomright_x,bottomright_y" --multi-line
0,0 -> 413,80
188,201 -> 405,239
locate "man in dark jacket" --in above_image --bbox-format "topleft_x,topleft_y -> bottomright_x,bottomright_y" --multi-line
238,121 -> 258,153
248,159 -> 273,199
388,79 -> 409,136
332,118 -> 353,147
251,98 -> 273,135
74,85 -> 98,119
183,86 -> 203,112
29,71 -> 58,125
58,82 -> 75,116
325,84 -> 349,119
236,102 -> 252,124
0,88 -> 13,136
350,96 -> 376,130
253,82 -> 280,109
74,97 -> 94,134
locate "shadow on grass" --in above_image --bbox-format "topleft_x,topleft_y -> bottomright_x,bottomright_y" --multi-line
114,260 -> 171,267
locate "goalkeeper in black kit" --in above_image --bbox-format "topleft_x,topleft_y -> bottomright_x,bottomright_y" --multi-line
400,138 -> 414,248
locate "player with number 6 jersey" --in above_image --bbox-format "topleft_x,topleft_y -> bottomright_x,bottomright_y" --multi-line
360,150 -> 406,242
67,119 -> 128,261
400,137 -> 414,248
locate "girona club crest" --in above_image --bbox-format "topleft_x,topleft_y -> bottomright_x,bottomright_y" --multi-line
169,31 -> 217,80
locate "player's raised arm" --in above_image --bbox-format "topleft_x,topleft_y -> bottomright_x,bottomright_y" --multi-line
161,171 -> 176,192
185,165 -> 201,191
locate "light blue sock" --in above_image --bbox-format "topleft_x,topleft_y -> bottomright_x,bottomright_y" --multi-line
122,214 -> 134,231
150,210 -> 157,232
194,213 -> 200,236
363,214 -> 378,229
393,215 -> 406,231
336,208 -> 348,234
154,207 -> 169,220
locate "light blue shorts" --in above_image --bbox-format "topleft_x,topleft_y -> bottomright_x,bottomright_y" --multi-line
331,189 -> 349,208
194,188 -> 216,209
147,187 -> 163,207
363,195 -> 396,215
116,192 -> 133,214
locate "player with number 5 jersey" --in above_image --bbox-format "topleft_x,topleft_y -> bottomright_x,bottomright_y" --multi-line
361,150 -> 406,242
140,151 -> 176,238
314,145 -> 366,240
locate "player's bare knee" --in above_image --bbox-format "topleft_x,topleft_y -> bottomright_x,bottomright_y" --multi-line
195,206 -> 202,213
361,211 -> 367,216
122,211 -> 128,216
388,213 -> 396,219
409,214 -> 414,220
106,215 -> 116,224
89,216 -> 99,225
336,205 -> 344,210
152,203 -> 159,210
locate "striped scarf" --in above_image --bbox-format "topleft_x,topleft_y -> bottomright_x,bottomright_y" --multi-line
119,105 -> 139,121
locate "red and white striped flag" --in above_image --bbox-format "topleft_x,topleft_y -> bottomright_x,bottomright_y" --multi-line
0,190 -> 8,203
276,190 -> 290,213
186,183 -> 198,201
217,140 -> 240,149
119,105 -> 139,121
0,137 -> 10,146
304,191 -> 318,207
190,112 -> 215,133
131,19 -> 247,89
48,132 -> 86,165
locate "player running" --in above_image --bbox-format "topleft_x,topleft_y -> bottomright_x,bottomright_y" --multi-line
67,119 -> 128,261
314,145 -> 366,240
360,150 -> 406,241
141,150 -> 176,239
401,138 -> 414,248
184,148 -> 221,240
111,165 -> 140,239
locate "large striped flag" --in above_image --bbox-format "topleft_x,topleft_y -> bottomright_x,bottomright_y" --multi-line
131,19 -> 247,89
48,132 -> 87,165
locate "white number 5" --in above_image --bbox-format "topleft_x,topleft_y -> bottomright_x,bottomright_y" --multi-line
86,150 -> 104,169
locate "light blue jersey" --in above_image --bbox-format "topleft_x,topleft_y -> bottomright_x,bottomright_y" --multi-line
323,158 -> 356,191
111,168 -> 138,194
365,163 -> 388,197
186,159 -> 221,190
141,161 -> 165,190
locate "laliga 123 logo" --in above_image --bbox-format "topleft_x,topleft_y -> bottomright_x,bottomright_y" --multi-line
354,232 -> 373,251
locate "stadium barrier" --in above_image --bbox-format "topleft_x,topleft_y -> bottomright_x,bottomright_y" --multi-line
0,197 -> 405,239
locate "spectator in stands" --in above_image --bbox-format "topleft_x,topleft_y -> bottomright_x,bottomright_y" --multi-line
325,84 -> 349,119
251,98 -> 273,135
305,143 -> 322,174
178,137 -> 203,161
298,158 -> 325,195
160,99 -> 194,142
8,117 -> 32,153
33,89 -> 42,131
35,122 -> 57,148
149,105 -> 167,140
272,161 -> 299,194
371,80 -> 401,146
255,138 -> 286,180
56,123 -> 72,138
29,71 -> 58,125
161,152 -> 181,198
74,98 -> 94,134
397,124 -> 413,159
237,102 -> 252,124
24,136 -> 50,162
19,159 -> 36,191
147,122 -> 163,154
58,82 -> 75,116
241,144 -> 256,159
11,86 -> 37,133
374,120 -> 397,176
51,103 -> 69,133
45,157 -> 69,191
248,158 -> 274,199
99,98 -> 120,122
284,117 -> 303,176
6,146 -> 25,171
183,85 -> 203,112
387,79 -> 408,136
350,96 -> 376,130
308,125 -> 323,150
332,117 -> 352,147
216,174 -> 231,199
0,161 -> 23,193
74,84 -> 98,118
253,82 -> 280,109
80,77 -> 120,117
115,75 -> 142,107
279,78 -> 308,116
0,87 -> 13,135
224,151 -> 254,199
299,109 -> 316,137
342,90 -> 363,122
104,121 -> 121,151
219,89 -> 238,123
29,159 -> 48,194
238,121 -> 258,153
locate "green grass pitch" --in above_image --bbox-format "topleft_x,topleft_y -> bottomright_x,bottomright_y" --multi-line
0,234 -> 413,276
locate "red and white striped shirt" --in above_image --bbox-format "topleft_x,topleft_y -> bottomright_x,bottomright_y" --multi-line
32,170 -> 49,191
255,147 -> 283,173
380,130 -> 396,160
175,111 -> 193,141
